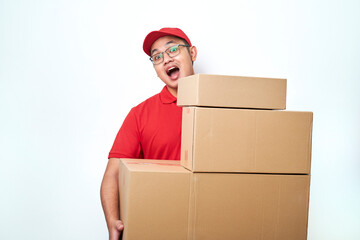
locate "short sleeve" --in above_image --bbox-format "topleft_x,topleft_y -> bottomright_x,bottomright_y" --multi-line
108,108 -> 142,159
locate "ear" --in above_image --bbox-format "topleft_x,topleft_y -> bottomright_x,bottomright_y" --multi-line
189,46 -> 197,62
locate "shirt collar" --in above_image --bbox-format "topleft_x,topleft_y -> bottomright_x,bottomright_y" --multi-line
159,86 -> 177,104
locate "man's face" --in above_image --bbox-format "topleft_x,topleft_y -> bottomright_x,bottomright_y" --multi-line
150,35 -> 197,97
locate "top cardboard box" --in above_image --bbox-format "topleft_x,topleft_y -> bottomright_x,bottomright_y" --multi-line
177,74 -> 287,109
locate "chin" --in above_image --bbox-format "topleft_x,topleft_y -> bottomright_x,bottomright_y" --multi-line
166,80 -> 178,88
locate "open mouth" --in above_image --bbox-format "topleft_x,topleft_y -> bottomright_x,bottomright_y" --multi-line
166,66 -> 180,79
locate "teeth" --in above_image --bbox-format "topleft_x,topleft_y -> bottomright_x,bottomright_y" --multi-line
167,67 -> 176,72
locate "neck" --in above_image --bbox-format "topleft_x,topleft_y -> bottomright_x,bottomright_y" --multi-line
167,86 -> 177,98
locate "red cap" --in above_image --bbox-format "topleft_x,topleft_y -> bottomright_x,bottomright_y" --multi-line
143,27 -> 192,56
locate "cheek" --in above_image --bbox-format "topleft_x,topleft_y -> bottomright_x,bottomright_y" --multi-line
182,60 -> 193,74
154,67 -> 162,77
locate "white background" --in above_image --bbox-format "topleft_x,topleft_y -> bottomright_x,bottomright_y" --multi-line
0,0 -> 359,239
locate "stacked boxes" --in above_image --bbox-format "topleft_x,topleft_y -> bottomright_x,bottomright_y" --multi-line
179,74 -> 313,240
118,74 -> 313,240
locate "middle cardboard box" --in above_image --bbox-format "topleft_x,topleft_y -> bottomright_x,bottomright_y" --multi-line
181,107 -> 313,174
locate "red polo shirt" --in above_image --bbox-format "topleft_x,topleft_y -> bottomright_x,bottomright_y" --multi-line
108,86 -> 182,160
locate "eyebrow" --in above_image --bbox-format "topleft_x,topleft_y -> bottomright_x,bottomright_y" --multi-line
151,40 -> 178,55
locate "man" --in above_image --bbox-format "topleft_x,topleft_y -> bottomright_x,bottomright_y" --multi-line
100,28 -> 197,240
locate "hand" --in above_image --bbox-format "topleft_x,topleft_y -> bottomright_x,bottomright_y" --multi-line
109,220 -> 124,240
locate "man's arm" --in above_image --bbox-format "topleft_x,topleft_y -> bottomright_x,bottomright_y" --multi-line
100,158 -> 124,240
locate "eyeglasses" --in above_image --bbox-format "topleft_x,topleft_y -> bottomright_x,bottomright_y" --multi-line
150,44 -> 190,65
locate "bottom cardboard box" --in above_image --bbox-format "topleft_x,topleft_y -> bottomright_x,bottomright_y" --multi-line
119,159 -> 310,240
188,173 -> 310,240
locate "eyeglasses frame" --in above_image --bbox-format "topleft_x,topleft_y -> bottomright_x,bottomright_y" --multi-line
149,44 -> 190,65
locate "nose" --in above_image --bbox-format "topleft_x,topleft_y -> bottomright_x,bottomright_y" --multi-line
163,52 -> 173,64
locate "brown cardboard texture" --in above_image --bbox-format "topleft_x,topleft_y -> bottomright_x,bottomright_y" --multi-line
181,107 -> 313,173
119,160 -> 310,240
119,159 -> 191,240
177,74 -> 287,109
188,173 -> 310,240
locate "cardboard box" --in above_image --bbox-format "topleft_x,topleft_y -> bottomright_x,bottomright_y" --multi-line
119,159 -> 191,240
119,159 -> 310,240
188,173 -> 310,240
177,74 -> 287,109
181,107 -> 313,173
